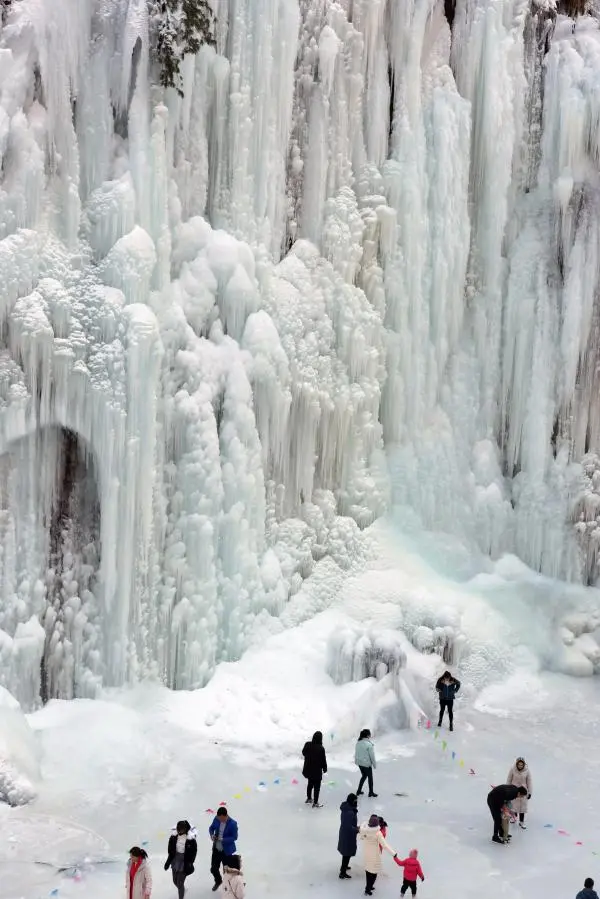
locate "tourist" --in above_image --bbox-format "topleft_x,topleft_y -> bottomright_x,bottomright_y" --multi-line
126,847 -> 152,899
355,729 -> 377,798
164,820 -> 197,898
506,757 -> 532,828
487,784 -> 527,843
209,807 -> 238,891
359,813 -> 398,895
337,793 -> 358,878
395,848 -> 425,896
302,730 -> 328,808
435,670 -> 461,731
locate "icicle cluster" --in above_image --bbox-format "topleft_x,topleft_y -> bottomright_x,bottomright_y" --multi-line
2,0 -> 600,704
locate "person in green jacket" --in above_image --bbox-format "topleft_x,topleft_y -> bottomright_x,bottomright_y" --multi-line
355,729 -> 377,798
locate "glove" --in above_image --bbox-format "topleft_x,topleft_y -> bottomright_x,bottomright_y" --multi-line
394,857 -> 402,867
164,861 -> 170,871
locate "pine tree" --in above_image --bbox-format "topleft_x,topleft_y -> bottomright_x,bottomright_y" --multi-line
148,0 -> 216,97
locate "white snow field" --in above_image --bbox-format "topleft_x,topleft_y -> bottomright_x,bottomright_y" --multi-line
2,524 -> 600,899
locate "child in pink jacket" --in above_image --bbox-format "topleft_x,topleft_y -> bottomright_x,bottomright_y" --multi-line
395,848 -> 425,896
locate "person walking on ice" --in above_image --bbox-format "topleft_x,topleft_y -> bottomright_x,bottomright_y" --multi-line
222,855 -> 245,899
487,784 -> 527,843
302,730 -> 328,808
359,813 -> 398,895
126,847 -> 152,899
395,849 -> 425,896
506,757 -> 532,828
355,729 -> 377,798
337,792 -> 359,879
209,807 -> 239,891
435,670 -> 460,731
164,820 -> 197,898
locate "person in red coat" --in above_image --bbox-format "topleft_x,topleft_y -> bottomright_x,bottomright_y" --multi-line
395,848 -> 425,896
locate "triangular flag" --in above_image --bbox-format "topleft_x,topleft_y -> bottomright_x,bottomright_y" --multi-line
141,841 -> 149,846
233,793 -> 242,799
442,740 -> 447,750
273,778 -> 280,784
426,720 -> 431,730
205,808 -> 215,813
557,830 -> 569,836
158,831 -> 166,838
50,892 -> 59,897
244,787 -> 251,793
469,768 -> 475,776
451,751 -> 456,760
219,801 -> 227,805
291,778 -> 299,784
434,730 -> 439,740
576,841 -> 583,845
544,824 -> 553,828
258,781 -> 266,786
459,760 -> 465,767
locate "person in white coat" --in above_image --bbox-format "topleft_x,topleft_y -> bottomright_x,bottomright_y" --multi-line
506,757 -> 532,829
222,855 -> 245,899
359,814 -> 398,896
126,847 -> 152,899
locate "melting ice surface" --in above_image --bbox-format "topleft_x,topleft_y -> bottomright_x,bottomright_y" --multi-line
1,0 -> 600,707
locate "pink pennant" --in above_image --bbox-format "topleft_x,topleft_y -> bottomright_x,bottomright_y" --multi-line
205,808 -> 215,814
426,720 -> 431,730
291,778 -> 299,784
575,841 -> 583,845
219,801 -> 227,806
557,830 -> 569,836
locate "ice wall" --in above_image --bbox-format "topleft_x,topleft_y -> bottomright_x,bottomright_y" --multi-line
1,0 -> 600,704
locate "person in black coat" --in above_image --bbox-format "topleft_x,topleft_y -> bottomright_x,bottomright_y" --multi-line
435,671 -> 461,731
302,730 -> 328,808
164,820 -> 198,898
338,793 -> 359,879
487,785 -> 527,843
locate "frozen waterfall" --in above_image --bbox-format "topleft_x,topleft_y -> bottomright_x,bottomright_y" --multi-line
0,0 -> 599,705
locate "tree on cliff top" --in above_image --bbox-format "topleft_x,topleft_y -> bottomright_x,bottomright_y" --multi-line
148,0 -> 215,97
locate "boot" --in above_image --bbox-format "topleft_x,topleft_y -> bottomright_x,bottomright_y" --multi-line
339,873 -> 351,879
449,723 -> 454,732
368,792 -> 378,798
492,836 -> 505,844
313,802 -> 323,808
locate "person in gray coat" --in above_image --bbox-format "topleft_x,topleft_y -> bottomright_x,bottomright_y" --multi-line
355,729 -> 377,798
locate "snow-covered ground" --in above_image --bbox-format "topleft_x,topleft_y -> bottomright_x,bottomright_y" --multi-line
2,524 -> 600,899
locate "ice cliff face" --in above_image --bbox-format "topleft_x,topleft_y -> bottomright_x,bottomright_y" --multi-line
0,0 -> 599,705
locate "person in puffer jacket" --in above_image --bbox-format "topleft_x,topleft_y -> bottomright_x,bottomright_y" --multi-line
577,878 -> 599,899
164,821 -> 197,899
435,671 -> 460,731
506,757 -> 532,828
222,855 -> 245,899
359,814 -> 398,895
355,729 -> 377,798
395,848 -> 425,896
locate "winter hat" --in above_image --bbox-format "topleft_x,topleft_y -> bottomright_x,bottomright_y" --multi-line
368,814 -> 380,827
409,849 -> 418,858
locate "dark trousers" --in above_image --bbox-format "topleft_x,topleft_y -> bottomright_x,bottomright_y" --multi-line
211,847 -> 235,886
172,869 -> 187,899
487,797 -> 503,839
307,777 -> 322,803
365,871 -> 377,893
401,879 -> 417,896
357,765 -> 374,795
438,698 -> 454,725
340,854 -> 351,874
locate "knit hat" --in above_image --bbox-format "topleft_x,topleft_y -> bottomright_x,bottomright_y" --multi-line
368,814 -> 380,827
409,848 -> 418,858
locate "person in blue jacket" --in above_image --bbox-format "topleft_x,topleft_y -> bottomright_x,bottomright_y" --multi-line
209,807 -> 238,892
435,671 -> 461,731
337,793 -> 358,879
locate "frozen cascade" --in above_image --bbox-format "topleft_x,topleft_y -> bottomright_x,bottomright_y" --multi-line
1,0 -> 600,704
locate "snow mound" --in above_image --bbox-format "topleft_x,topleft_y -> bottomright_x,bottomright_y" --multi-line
0,689 -> 38,806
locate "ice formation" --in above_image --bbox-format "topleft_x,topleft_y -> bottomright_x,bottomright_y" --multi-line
1,0 -> 600,704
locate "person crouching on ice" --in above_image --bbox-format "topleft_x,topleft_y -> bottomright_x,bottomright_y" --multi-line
395,848 -> 425,896
223,855 -> 245,899
487,784 -> 528,843
164,820 -> 197,899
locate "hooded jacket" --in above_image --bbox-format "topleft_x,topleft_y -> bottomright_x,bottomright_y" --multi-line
506,759 -> 531,813
435,673 -> 461,701
164,826 -> 197,874
337,799 -> 358,857
359,822 -> 396,873
355,738 -> 376,769
396,851 -> 424,882
302,737 -> 327,780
